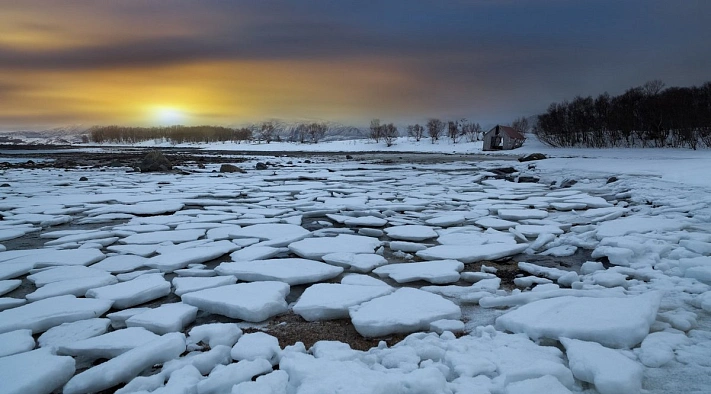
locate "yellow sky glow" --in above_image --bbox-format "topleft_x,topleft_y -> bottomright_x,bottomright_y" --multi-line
0,57 -> 426,128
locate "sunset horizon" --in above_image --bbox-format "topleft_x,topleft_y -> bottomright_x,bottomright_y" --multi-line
1,0 -> 710,131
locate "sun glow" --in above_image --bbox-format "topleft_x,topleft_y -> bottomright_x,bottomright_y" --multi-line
152,107 -> 186,125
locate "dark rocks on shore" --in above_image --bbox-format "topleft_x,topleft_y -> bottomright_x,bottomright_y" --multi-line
220,164 -> 245,173
491,167 -> 517,176
607,176 -> 619,184
255,162 -> 268,170
560,179 -> 578,188
517,176 -> 540,183
138,150 -> 173,172
518,153 -> 547,162
79,176 -> 88,181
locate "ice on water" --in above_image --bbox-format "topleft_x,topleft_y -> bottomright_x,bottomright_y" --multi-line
216,258 -> 343,285
372,259 -> 463,284
293,283 -> 394,321
1,147 -> 711,393
0,348 -> 76,394
181,282 -> 289,322
349,288 -> 461,337
57,326 -> 159,360
125,303 -> 198,335
0,295 -> 113,334
288,234 -> 381,260
85,273 -> 170,309
172,275 -> 236,296
495,292 -> 662,348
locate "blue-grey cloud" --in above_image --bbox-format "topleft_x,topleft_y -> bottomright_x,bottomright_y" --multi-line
1,0 -> 710,126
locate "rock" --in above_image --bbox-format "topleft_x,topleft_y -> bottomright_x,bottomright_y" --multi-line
491,167 -> 517,176
0,183 -> 10,187
220,164 -> 245,173
138,151 -> 172,172
79,177 -> 88,182
560,179 -> 578,188
346,155 -> 353,159
255,162 -> 268,170
304,160 -> 311,164
518,153 -> 547,162
606,176 -> 619,184
517,176 -> 540,183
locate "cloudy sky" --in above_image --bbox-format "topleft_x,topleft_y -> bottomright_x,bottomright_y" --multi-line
1,0 -> 709,130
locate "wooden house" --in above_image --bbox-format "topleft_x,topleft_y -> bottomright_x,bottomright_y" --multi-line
482,125 -> 526,151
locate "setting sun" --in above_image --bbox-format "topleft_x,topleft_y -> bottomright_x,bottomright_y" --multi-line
152,107 -> 186,126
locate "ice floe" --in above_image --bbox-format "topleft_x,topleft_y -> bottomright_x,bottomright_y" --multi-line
0,328 -> 35,357
26,273 -> 117,301
496,292 -> 663,348
288,234 -> 381,260
384,225 -> 439,241
0,348 -> 76,394
85,274 -> 170,309
172,275 -> 236,296
293,283 -> 394,321
0,295 -> 113,334
37,318 -> 111,348
57,326 -> 159,360
228,223 -> 310,247
62,332 -> 186,394
119,229 -> 205,245
561,337 -> 643,394
417,243 -> 528,263
373,260 -> 463,284
216,258 -> 343,285
322,252 -> 388,272
349,288 -> 461,337
181,281 -> 289,321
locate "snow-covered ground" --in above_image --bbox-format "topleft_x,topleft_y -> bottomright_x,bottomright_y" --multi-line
0,139 -> 710,393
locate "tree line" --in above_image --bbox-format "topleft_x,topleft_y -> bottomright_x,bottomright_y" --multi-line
89,122 -> 333,144
368,118 -> 507,146
534,80 -> 711,149
89,117 -> 537,146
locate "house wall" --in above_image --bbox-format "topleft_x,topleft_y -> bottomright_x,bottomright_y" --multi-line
503,136 -> 514,150
482,130 -> 494,150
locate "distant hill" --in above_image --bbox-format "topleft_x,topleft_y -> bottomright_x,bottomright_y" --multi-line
0,122 -> 371,145
0,125 -> 90,145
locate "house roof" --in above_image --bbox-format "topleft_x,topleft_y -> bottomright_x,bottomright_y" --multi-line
488,125 -> 525,140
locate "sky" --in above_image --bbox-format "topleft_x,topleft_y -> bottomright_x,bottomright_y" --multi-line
1,0 -> 710,131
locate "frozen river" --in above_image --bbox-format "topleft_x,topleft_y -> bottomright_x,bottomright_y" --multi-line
0,150 -> 710,393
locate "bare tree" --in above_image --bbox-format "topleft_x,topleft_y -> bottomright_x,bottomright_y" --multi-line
511,117 -> 530,135
369,119 -> 383,143
461,121 -> 482,142
426,118 -> 444,143
259,121 -> 275,143
643,79 -> 666,96
447,121 -> 460,143
294,123 -> 308,143
308,123 -> 327,143
383,123 -> 398,147
406,124 -> 425,141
